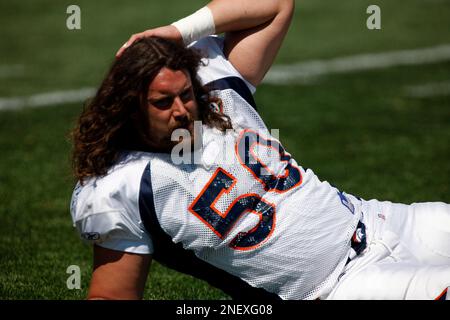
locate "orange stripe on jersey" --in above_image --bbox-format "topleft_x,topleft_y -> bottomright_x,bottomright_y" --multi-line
435,287 -> 448,300
235,128 -> 303,194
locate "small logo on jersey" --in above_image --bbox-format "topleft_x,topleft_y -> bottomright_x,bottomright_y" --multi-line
347,220 -> 368,264
337,191 -> 355,214
378,213 -> 386,220
81,232 -> 100,241
353,228 -> 364,243
209,100 -> 223,114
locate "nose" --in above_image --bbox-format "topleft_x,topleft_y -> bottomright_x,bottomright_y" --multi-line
172,96 -> 188,119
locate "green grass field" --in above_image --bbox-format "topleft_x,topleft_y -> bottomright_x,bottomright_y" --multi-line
0,0 -> 449,299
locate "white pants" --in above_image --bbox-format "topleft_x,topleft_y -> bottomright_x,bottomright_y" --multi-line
327,200 -> 450,300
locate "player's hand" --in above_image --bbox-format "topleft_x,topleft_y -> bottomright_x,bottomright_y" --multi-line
116,25 -> 183,58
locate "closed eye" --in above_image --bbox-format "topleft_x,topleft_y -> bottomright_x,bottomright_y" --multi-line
151,97 -> 173,109
180,88 -> 193,103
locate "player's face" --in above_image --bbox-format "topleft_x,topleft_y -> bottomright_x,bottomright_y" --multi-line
140,67 -> 199,152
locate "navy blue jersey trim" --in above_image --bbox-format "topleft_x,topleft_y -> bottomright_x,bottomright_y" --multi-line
138,162 -> 280,300
206,76 -> 257,110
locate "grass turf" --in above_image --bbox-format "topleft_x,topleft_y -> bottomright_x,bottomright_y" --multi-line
0,0 -> 449,299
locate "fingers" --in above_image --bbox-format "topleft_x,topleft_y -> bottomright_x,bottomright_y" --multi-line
115,26 -> 183,58
116,33 -> 145,58
115,42 -> 129,58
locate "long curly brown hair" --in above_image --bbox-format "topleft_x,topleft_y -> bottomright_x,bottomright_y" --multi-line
71,37 -> 232,183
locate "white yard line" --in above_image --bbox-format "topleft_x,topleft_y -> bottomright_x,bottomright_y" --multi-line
263,44 -> 450,84
404,81 -> 450,98
0,65 -> 25,79
0,87 -> 96,111
1,44 -> 450,110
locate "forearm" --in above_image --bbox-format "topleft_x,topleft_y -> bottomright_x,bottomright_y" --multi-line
172,0 -> 294,45
207,0 -> 294,34
87,245 -> 151,300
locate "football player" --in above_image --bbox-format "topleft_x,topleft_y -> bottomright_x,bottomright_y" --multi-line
70,0 -> 450,300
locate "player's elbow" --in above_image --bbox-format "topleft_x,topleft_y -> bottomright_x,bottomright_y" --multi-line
279,0 -> 295,16
274,0 -> 295,30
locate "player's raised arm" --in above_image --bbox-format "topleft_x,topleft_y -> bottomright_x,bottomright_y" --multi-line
116,0 -> 294,86
213,0 -> 295,86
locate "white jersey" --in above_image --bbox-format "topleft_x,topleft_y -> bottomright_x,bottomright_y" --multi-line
70,36 -> 362,300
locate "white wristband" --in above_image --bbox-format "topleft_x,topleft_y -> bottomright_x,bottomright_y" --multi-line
171,6 -> 216,46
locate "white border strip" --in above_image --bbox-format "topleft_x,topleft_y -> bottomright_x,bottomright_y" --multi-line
0,87 -> 95,111
404,81 -> 450,98
264,44 -> 450,84
0,65 -> 24,79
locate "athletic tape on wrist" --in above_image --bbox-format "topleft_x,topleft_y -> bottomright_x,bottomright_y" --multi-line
171,6 -> 216,45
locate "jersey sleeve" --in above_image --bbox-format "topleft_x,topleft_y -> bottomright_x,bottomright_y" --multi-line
190,36 -> 256,94
70,174 -> 154,255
